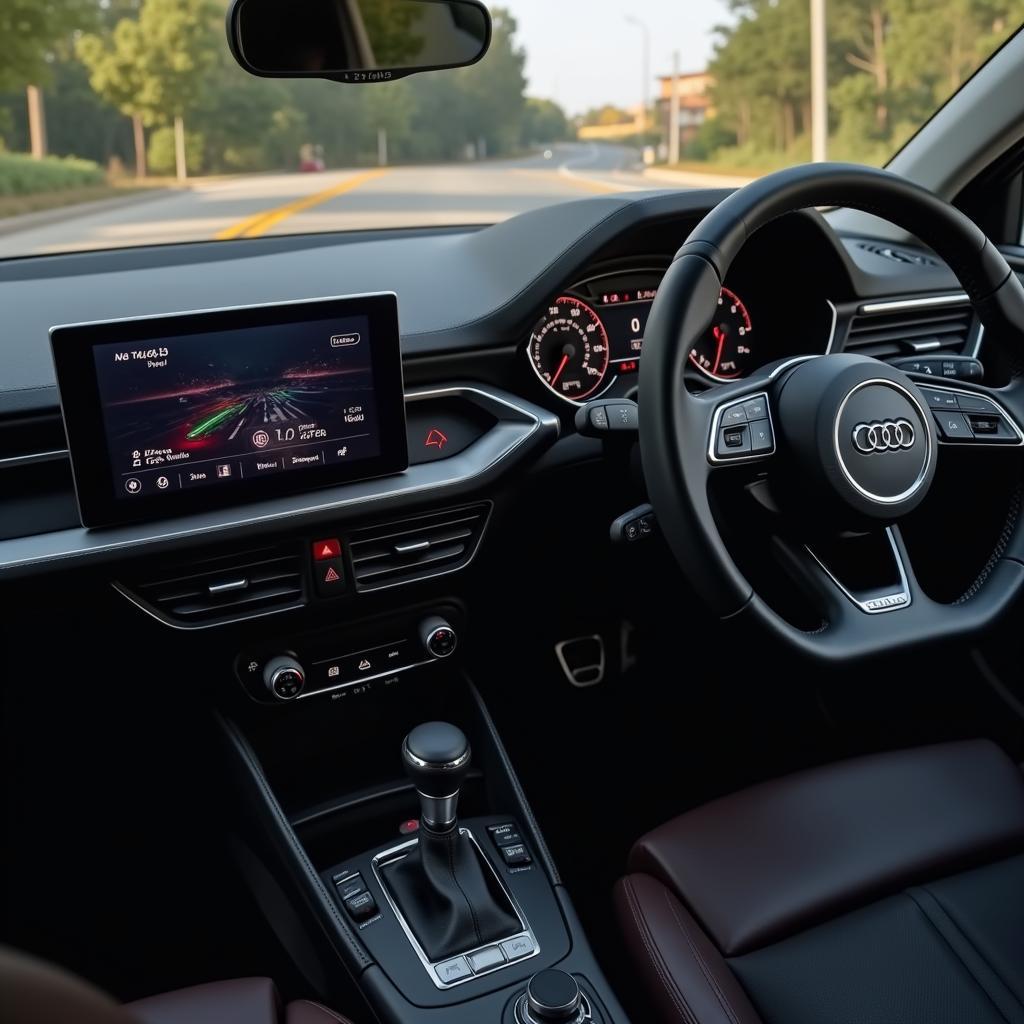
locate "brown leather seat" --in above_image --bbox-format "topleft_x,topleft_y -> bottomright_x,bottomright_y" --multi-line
0,948 -> 355,1024
615,740 -> 1024,1024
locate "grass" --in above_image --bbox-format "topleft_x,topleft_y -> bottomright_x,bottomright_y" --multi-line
0,183 -> 123,219
660,159 -> 775,179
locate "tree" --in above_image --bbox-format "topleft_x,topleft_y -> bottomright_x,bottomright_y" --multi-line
77,0 -> 221,180
0,0 -> 95,158
522,98 -> 569,146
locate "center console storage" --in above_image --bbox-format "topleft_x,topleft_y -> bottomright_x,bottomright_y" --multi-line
218,624 -> 628,1023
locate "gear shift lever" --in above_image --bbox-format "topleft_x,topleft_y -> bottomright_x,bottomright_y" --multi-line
382,721 -> 520,964
402,721 -> 471,832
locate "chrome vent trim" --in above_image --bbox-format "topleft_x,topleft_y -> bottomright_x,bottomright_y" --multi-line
117,544 -> 306,627
845,301 -> 973,360
349,503 -> 491,592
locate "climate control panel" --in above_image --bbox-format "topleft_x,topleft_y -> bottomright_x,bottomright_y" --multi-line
236,606 -> 463,704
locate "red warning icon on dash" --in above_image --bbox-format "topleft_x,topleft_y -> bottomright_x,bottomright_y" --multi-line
425,429 -> 448,451
313,538 -> 342,561
323,567 -> 341,583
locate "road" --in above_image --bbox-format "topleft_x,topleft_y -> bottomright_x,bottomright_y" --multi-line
0,143 -> 656,258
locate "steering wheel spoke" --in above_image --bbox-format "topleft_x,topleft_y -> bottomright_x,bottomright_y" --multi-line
909,376 -> 1024,449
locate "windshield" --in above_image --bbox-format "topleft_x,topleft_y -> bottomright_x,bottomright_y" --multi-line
0,0 -> 1020,258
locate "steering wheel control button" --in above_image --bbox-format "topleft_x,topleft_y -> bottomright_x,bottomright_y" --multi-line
743,396 -> 768,420
934,412 -> 974,441
711,393 -> 774,462
332,873 -> 366,901
343,890 -> 378,923
718,424 -> 751,455
467,946 -> 505,974
920,387 -> 960,410
501,935 -> 536,961
749,419 -> 774,452
436,957 -> 473,985
488,823 -> 523,848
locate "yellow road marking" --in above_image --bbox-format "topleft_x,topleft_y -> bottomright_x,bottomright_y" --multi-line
513,169 -> 629,194
216,168 -> 390,240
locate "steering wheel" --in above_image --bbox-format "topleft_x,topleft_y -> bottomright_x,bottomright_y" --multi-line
639,163 -> 1024,662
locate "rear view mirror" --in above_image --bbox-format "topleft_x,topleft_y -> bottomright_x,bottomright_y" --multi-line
228,0 -> 492,83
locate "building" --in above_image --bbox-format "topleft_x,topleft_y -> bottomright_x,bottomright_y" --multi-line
656,70 -> 714,152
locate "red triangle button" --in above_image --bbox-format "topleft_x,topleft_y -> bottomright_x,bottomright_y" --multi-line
323,566 -> 341,584
313,538 -> 342,561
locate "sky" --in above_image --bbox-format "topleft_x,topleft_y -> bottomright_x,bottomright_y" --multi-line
506,0 -> 729,115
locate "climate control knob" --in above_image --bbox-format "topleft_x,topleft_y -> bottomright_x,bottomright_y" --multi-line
263,656 -> 306,701
420,616 -> 458,659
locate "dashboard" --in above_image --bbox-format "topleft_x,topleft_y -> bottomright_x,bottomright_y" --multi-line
0,186 -> 983,589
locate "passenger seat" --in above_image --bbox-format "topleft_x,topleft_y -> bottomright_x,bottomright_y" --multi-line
0,948 -> 355,1024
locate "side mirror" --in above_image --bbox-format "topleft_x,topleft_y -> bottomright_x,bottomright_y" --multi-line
227,0 -> 492,84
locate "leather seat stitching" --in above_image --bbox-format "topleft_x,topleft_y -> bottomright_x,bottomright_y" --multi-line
623,878 -> 698,1024
292,999 -> 352,1023
663,886 -> 743,1024
919,883 -> 1024,1020
905,888 -> 1018,1024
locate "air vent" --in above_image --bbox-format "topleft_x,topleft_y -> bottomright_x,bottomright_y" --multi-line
844,304 -> 973,361
0,412 -> 68,465
856,242 -> 939,267
120,545 -> 306,626
349,503 -> 490,591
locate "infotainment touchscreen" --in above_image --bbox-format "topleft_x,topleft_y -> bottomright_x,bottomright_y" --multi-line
51,293 -> 408,528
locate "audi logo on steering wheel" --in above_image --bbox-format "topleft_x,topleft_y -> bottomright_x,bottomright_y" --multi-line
852,419 -> 916,454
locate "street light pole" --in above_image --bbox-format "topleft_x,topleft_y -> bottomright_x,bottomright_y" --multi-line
625,15 -> 651,135
669,50 -> 681,165
810,0 -> 828,162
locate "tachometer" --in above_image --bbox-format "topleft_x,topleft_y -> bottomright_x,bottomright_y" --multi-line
689,287 -> 754,381
529,296 -> 610,401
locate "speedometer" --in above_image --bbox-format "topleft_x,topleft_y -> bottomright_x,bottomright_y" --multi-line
528,296 -> 610,402
689,287 -> 755,381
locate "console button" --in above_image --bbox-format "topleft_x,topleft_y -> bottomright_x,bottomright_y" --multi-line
500,935 -> 536,961
312,538 -> 342,561
467,946 -> 505,973
749,419 -> 774,453
488,823 -> 523,848
435,957 -> 473,984
500,843 -> 533,867
241,454 -> 285,477
315,558 -> 346,598
333,873 -> 365,901
343,890 -> 377,922
934,412 -> 974,441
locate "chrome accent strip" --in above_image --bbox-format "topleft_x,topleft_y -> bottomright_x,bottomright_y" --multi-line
858,292 -> 969,315
401,742 -> 471,772
971,322 -> 986,360
371,828 -> 540,990
806,527 -> 912,615
832,379 -> 934,504
0,449 -> 69,469
824,299 -> 839,354
207,578 -> 248,595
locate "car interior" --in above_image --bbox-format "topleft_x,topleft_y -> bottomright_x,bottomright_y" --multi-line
3,2 -> 1024,1023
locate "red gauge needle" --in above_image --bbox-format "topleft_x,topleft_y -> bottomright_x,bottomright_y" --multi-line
712,326 -> 726,376
550,353 -> 570,387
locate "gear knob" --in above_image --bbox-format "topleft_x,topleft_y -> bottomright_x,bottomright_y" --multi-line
402,722 -> 471,832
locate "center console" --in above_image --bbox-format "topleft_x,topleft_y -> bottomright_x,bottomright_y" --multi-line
219,628 -> 629,1024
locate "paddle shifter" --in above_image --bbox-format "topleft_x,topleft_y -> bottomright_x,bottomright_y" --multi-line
381,722 -> 520,963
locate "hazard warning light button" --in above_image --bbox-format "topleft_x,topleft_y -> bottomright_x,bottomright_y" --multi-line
312,538 -> 342,561
314,558 -> 346,599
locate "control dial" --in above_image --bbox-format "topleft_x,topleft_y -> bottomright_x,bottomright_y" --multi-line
522,970 -> 584,1024
263,656 -> 306,701
420,616 -> 458,659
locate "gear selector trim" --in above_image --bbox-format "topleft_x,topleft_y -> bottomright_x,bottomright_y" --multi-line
372,828 -> 541,989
